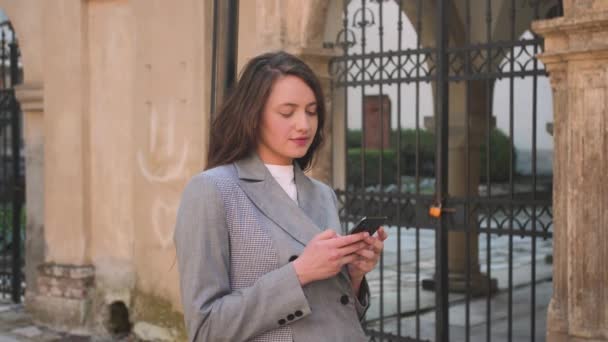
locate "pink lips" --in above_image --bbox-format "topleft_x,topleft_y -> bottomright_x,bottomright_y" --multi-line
291,137 -> 309,146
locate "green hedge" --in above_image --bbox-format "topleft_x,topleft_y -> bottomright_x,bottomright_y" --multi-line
346,128 -> 516,187
479,129 -> 514,182
347,149 -> 397,187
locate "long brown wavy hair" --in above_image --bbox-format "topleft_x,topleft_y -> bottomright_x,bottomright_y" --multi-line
206,51 -> 326,171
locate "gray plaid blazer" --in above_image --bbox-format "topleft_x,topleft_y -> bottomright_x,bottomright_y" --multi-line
174,152 -> 370,342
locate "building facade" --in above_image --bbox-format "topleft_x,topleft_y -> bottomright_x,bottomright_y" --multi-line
0,0 -> 605,341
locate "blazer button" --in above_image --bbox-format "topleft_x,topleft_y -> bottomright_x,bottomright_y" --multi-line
294,310 -> 303,317
340,295 -> 350,305
278,319 -> 286,325
289,255 -> 298,262
287,314 -> 295,321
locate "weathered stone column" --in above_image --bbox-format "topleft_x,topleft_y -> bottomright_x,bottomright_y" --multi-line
30,0 -> 95,333
423,80 -> 497,295
445,80 -> 497,295
14,83 -> 45,306
533,2 -> 608,340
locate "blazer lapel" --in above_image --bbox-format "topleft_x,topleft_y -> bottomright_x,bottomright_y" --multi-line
293,162 -> 327,230
234,153 -> 322,246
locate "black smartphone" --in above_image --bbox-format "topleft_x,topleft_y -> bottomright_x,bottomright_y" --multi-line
348,216 -> 388,235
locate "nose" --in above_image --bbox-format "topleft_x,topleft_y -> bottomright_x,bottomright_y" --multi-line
295,111 -> 312,133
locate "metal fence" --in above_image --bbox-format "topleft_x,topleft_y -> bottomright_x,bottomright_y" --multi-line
329,0 -> 561,341
0,20 -> 24,303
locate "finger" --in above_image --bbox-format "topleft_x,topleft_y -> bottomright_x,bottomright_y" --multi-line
363,235 -> 385,254
340,253 -> 361,265
327,232 -> 369,248
315,229 -> 337,241
338,241 -> 368,256
354,248 -> 376,260
371,239 -> 384,254
377,227 -> 389,241
363,236 -> 381,250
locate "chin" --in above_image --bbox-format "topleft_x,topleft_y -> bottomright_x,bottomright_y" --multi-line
287,150 -> 308,160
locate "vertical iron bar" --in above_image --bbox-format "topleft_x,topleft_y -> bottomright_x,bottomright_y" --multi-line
485,0 -> 493,340
1,114 -> 4,298
378,0 -> 384,189
343,0 -> 350,235
1,36 -> 7,298
377,1 -> 385,338
210,0 -> 239,118
10,99 -> 21,303
415,0 -> 422,339
508,0 -> 516,340
9,35 -> 21,302
414,0 -> 422,339
531,3 -> 541,341
330,77 -> 340,232
359,0 -> 367,192
330,77 -> 339,232
223,0 -> 239,95
1,29 -> 6,89
435,0 -> 449,341
396,0 -> 403,336
0,25 -> 6,298
9,42 -> 18,88
464,0 -> 472,339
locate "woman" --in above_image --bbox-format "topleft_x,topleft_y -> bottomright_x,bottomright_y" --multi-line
174,51 -> 388,342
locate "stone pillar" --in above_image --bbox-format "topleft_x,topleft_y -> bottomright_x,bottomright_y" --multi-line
444,80 -> 497,295
423,81 -> 497,295
14,83 -> 45,306
533,4 -> 608,341
30,0 -> 95,332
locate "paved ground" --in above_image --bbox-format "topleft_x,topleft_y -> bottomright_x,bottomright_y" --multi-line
0,303 -> 138,342
0,303 -> 73,341
0,224 -> 553,341
363,226 -> 553,341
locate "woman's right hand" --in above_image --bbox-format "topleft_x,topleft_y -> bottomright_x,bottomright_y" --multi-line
292,229 -> 370,286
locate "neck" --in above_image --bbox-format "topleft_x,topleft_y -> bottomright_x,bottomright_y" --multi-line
255,149 -> 293,166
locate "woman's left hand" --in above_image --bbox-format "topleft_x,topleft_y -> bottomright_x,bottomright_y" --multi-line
347,227 -> 389,282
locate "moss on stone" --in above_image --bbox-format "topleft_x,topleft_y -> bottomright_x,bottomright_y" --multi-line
131,290 -> 187,341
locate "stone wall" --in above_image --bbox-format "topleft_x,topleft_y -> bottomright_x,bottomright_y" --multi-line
4,0 -> 213,339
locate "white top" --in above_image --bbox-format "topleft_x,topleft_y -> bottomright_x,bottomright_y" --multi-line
264,163 -> 298,203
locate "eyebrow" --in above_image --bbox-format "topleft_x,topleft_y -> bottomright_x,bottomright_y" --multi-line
278,102 -> 317,108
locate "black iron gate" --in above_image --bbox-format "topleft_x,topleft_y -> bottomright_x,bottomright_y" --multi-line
329,1 -> 560,341
0,20 -> 24,303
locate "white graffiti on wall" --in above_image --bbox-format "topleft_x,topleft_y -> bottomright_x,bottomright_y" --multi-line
151,197 -> 178,249
137,101 -> 190,183
137,100 -> 190,249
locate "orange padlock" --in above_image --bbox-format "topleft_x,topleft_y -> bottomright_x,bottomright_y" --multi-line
429,205 -> 442,218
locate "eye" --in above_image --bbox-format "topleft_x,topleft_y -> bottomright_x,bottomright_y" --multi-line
278,111 -> 293,117
305,104 -> 317,116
